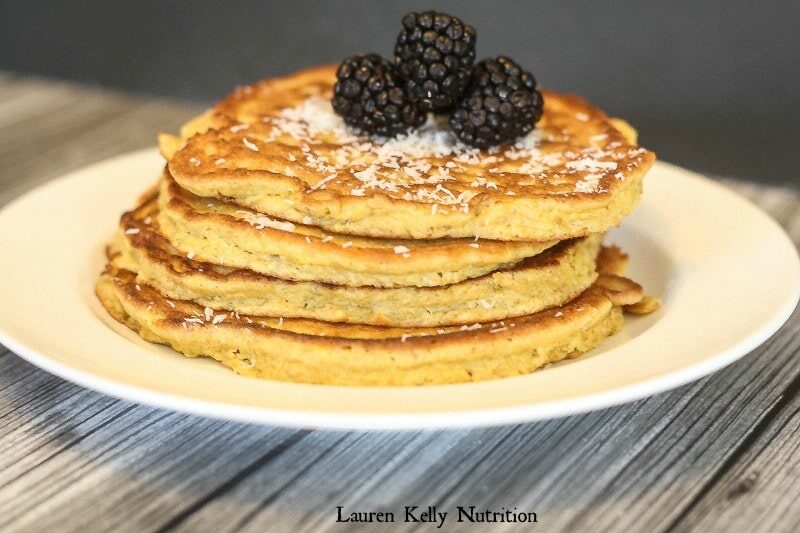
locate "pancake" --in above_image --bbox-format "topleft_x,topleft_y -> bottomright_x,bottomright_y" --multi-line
96,252 -> 646,386
115,194 -> 602,327
163,64 -> 655,241
157,173 -> 558,287
595,244 -> 662,314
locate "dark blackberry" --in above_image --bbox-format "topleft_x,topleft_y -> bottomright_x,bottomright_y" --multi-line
449,56 -> 543,148
332,54 -> 425,136
394,11 -> 476,111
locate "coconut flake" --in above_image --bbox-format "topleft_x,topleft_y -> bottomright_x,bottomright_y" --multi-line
242,137 -> 259,151
236,210 -> 295,232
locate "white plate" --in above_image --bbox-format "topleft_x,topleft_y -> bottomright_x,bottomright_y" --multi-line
0,149 -> 798,430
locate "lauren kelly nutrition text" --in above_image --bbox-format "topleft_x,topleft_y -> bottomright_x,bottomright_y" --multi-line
336,505 -> 538,527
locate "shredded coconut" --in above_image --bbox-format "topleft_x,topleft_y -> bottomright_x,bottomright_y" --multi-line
242,137 -> 259,151
575,174 -> 603,193
236,210 -> 295,232
253,94 -> 645,200
565,158 -> 617,172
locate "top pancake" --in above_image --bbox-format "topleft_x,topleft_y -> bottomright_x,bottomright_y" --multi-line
166,65 -> 655,241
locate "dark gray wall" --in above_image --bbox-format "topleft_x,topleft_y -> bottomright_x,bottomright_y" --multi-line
2,1 -> 798,184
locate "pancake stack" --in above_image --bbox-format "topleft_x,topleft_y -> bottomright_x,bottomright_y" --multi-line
96,65 -> 659,386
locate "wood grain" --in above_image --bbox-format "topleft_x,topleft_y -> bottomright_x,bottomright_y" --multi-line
0,72 -> 799,533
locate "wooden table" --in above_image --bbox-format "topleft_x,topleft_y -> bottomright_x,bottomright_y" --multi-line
1,71 -> 800,533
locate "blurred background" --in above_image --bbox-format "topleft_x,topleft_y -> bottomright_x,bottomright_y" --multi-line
1,0 -> 798,185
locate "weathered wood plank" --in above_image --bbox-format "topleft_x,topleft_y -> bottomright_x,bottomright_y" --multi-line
174,430 -> 472,532
0,74 -> 201,208
0,369 -> 301,532
669,357 -> 800,531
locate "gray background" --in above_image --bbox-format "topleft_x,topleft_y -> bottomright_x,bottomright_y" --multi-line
1,0 -> 798,185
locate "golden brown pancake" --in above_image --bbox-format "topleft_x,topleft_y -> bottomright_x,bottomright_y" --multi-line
96,252 -> 646,386
115,193 -> 602,327
163,65 -> 655,241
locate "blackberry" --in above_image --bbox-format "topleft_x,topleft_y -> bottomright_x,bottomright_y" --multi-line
394,11 -> 476,111
449,56 -> 543,148
332,54 -> 425,136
